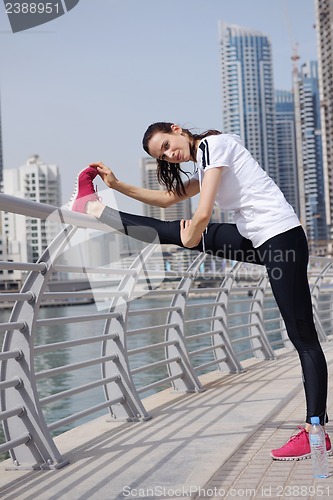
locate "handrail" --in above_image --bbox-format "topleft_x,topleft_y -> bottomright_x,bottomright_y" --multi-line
0,193 -> 332,471
0,193 -> 101,230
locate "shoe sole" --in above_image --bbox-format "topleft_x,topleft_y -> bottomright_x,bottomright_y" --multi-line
67,168 -> 91,211
271,453 -> 311,461
271,448 -> 332,461
67,169 -> 83,210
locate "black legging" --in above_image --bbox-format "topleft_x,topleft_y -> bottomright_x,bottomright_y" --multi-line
99,206 -> 328,425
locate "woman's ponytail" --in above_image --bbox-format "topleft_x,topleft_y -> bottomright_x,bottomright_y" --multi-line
156,159 -> 188,196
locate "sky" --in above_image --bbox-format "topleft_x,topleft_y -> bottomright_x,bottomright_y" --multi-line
0,0 -> 318,213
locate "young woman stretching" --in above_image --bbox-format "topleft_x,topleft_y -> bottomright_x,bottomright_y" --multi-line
69,122 -> 330,461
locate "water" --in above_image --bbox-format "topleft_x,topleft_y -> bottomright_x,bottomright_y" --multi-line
0,293 -> 282,459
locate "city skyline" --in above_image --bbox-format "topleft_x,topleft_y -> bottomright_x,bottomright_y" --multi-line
0,0 -> 318,213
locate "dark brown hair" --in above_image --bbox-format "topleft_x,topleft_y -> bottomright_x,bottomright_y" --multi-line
142,122 -> 221,196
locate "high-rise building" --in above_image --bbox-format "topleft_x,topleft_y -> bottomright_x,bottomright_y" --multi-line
315,0 -> 333,243
275,90 -> 299,215
2,155 -> 62,263
301,61 -> 327,249
219,22 -> 278,182
294,61 -> 327,253
141,157 -> 192,220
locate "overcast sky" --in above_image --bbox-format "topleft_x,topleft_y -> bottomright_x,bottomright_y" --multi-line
0,0 -> 318,213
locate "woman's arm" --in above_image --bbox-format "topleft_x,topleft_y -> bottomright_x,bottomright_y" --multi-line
180,167 -> 223,247
90,162 -> 200,208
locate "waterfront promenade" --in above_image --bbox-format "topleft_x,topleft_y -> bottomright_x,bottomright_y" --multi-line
1,195 -> 333,500
1,343 -> 333,500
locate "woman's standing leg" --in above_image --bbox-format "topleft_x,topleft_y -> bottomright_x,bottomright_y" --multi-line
258,226 -> 329,459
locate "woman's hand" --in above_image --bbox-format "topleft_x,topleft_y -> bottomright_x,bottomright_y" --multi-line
180,167 -> 222,248
180,219 -> 202,248
89,162 -> 118,188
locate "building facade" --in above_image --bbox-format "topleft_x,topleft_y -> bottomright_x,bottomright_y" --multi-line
315,0 -> 333,244
294,61 -> 327,253
275,90 -> 299,215
2,155 -> 62,264
219,22 -> 278,182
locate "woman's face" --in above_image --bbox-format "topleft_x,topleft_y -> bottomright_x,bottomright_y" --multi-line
148,125 -> 192,163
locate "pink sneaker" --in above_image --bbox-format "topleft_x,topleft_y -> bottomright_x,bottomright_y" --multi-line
271,427 -> 332,461
68,167 -> 99,213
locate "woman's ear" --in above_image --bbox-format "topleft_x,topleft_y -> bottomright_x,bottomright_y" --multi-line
171,124 -> 182,134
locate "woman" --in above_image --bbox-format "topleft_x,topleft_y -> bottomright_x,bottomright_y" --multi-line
69,122 -> 330,460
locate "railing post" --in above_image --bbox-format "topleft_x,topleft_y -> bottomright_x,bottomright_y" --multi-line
212,263 -> 244,372
248,271 -> 276,360
101,244 -> 160,420
0,226 -> 76,469
165,254 -> 205,392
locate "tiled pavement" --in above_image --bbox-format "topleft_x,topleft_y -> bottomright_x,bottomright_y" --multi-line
195,346 -> 333,500
195,382 -> 333,500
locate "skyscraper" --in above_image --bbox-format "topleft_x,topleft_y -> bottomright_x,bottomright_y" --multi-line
275,90 -> 299,214
219,22 -> 278,182
2,155 -> 62,263
301,61 -> 327,249
294,61 -> 327,253
315,0 -> 333,242
141,157 -> 192,220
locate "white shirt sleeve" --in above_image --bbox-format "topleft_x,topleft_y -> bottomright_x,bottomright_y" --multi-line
203,135 -> 240,171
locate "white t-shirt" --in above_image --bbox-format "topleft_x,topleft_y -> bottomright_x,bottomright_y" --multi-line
192,134 -> 301,248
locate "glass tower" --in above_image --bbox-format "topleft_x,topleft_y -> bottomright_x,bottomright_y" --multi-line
315,0 -> 333,242
275,90 -> 299,215
297,61 -> 327,250
219,22 -> 278,182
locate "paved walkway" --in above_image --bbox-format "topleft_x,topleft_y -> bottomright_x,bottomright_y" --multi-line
1,343 -> 333,500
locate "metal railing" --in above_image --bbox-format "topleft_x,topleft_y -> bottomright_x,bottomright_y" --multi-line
0,193 -> 332,470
